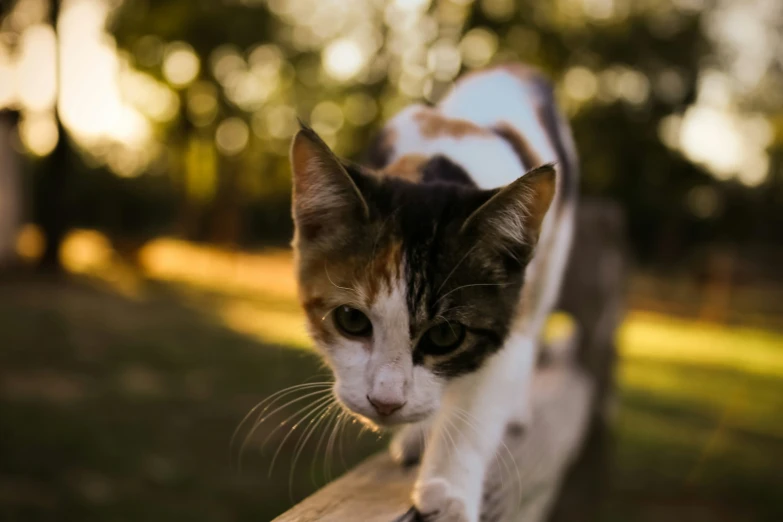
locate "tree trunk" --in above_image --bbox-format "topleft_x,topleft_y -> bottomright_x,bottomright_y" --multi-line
36,0 -> 70,273
37,115 -> 69,273
0,110 -> 22,269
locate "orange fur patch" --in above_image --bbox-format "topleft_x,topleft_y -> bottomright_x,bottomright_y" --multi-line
297,239 -> 403,342
414,110 -> 488,139
382,154 -> 429,182
364,239 -> 403,303
297,257 -> 359,343
492,123 -> 543,171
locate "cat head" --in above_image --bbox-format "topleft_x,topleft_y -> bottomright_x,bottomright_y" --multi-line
290,124 -> 555,427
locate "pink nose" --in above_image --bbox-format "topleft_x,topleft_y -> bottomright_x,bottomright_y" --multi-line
367,395 -> 405,416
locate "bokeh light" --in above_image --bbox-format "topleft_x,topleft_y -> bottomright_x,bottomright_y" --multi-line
265,105 -> 298,139
480,0 -> 515,21
322,38 -> 366,81
16,24 -> 56,112
133,34 -> 164,68
0,48 -> 17,107
686,185 -> 721,220
215,117 -> 250,156
186,82 -> 219,127
311,101 -> 344,136
460,28 -> 498,69
563,66 -> 598,103
119,66 -> 179,123
162,42 -> 200,88
343,92 -> 378,126
56,0 -> 154,175
18,111 -> 58,156
428,40 -> 461,82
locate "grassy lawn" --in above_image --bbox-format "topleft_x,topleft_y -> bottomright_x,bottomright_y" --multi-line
0,276 -> 381,522
610,313 -> 783,522
1,238 -> 781,521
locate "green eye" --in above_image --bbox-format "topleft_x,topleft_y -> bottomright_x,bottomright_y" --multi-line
421,322 -> 465,355
333,306 -> 372,337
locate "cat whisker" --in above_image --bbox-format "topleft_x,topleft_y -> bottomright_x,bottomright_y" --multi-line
304,371 -> 335,383
288,400 -> 339,499
324,263 -> 364,303
434,314 -> 459,339
436,304 -> 476,317
356,421 -> 370,441
333,413 -> 351,481
453,408 -> 523,507
450,408 -> 509,492
255,393 -> 333,460
310,405 -> 339,486
310,410 -> 339,486
435,243 -> 480,296
238,388 -> 332,472
324,407 -> 347,481
420,422 -> 429,455
434,281 -> 517,305
268,394 -> 336,477
336,410 -> 350,471
231,382 -> 332,467
437,416 -> 456,464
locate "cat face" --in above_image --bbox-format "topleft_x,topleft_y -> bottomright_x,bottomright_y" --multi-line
290,124 -> 554,427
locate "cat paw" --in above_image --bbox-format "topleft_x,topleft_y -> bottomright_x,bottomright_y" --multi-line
389,423 -> 427,467
400,478 -> 471,522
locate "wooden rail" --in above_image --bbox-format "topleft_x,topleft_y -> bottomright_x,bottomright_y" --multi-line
274,200 -> 626,522
274,360 -> 592,522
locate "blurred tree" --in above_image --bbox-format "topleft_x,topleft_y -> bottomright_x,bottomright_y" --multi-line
110,0 -> 279,246
2,0 -> 778,275
0,109 -> 22,268
1,0 -> 76,273
108,0 -> 758,266
35,0 -> 70,272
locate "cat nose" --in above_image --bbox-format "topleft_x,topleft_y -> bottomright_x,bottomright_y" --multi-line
367,395 -> 405,416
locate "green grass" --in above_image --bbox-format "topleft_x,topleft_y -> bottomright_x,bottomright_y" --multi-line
0,277 -> 381,522
0,273 -> 781,521
608,313 -> 783,522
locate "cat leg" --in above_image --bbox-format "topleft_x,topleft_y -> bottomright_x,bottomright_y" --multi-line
397,332 -> 537,522
390,420 -> 431,467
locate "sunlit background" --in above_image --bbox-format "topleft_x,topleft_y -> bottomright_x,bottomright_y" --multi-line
0,0 -> 781,521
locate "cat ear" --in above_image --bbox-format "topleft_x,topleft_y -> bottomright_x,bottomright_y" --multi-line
290,122 -> 370,244
460,164 -> 557,260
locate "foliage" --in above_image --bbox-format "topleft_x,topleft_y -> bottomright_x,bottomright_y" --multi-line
4,0 -> 783,265
109,0 -> 783,261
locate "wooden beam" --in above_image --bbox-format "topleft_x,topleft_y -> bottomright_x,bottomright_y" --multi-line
274,359 -> 593,522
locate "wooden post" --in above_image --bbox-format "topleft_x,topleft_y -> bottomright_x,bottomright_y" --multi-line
274,199 -> 626,522
547,199 -> 627,522
0,110 -> 22,269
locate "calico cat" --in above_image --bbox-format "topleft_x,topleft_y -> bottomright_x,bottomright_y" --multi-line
289,64 -> 578,522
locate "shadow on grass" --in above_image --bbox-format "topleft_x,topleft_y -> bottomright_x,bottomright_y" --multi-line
0,275 -> 383,522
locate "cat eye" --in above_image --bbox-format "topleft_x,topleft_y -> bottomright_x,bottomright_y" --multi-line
333,305 -> 373,337
419,322 -> 466,355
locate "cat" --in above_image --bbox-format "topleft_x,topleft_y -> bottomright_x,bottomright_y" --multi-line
289,63 -> 578,522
